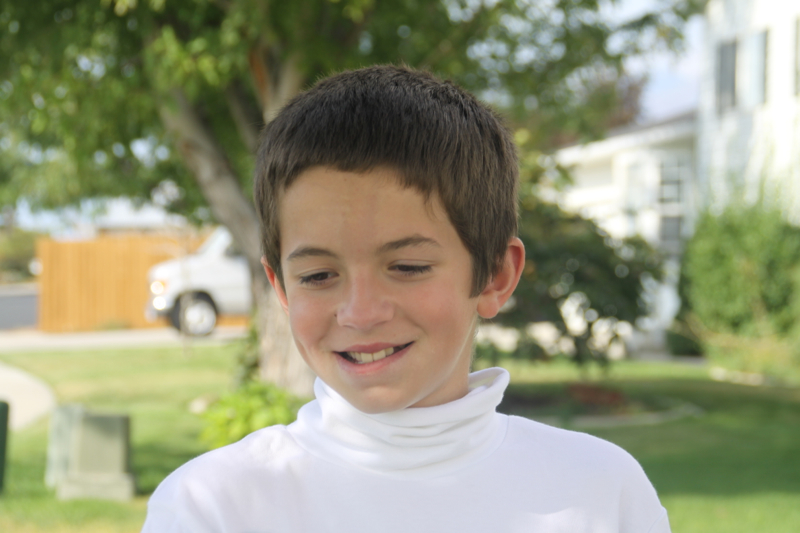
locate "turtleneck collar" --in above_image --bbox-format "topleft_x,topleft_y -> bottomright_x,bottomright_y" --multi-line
288,367 -> 510,479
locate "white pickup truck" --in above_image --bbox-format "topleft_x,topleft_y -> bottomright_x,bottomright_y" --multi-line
145,227 -> 251,335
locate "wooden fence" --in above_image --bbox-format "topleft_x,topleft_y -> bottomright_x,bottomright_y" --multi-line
37,233 -> 246,332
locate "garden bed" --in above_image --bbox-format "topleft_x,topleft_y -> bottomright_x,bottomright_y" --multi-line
498,381 -> 702,428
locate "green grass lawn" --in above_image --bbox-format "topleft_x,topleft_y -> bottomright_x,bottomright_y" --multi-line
1,348 -> 798,532
0,344 -> 237,532
499,358 -> 800,532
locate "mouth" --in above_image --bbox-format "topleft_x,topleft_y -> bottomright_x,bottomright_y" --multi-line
335,342 -> 413,365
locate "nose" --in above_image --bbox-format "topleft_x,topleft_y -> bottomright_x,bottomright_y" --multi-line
336,273 -> 394,331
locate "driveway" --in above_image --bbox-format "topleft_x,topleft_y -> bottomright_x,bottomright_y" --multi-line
0,283 -> 37,330
0,361 -> 56,431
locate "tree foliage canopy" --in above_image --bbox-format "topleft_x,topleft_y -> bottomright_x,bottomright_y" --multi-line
0,0 -> 701,380
0,0 -> 702,214
490,183 -> 664,365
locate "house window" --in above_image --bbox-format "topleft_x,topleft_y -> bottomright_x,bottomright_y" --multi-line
624,162 -> 648,212
717,40 -> 737,113
747,30 -> 768,105
796,19 -> 800,95
659,159 -> 690,203
660,216 -> 682,242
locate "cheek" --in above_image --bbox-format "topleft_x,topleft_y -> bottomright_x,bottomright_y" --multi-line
410,281 -> 476,332
286,294 -> 331,345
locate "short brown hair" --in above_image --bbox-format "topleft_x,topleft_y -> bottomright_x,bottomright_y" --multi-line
254,65 -> 518,297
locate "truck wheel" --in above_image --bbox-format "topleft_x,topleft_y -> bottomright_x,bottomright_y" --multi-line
169,293 -> 217,336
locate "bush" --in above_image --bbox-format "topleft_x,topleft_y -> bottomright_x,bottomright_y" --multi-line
232,322 -> 261,386
493,198 -> 663,367
200,382 -> 305,449
681,201 -> 800,373
665,328 -> 703,356
0,229 -> 42,281
684,203 -> 800,336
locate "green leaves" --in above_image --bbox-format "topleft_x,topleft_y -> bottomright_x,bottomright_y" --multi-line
490,193 -> 663,367
0,0 -> 699,217
678,195 -> 800,376
683,202 -> 800,337
200,381 -> 305,449
0,227 -> 42,281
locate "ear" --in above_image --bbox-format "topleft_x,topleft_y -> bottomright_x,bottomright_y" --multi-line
476,237 -> 525,319
262,257 -> 290,315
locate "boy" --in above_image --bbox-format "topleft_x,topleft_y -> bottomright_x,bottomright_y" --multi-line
143,65 -> 670,532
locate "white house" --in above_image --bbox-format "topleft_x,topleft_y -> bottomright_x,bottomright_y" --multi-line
550,0 -> 800,356
698,0 -> 800,220
555,112 -> 698,258
553,113 -> 696,355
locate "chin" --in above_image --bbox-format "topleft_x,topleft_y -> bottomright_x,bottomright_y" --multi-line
345,390 -> 416,414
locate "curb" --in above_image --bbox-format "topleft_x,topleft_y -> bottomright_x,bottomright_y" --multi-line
0,283 -> 38,297
0,326 -> 247,354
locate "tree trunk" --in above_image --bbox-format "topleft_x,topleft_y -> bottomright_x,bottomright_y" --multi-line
159,89 -> 315,397
1,206 -> 14,234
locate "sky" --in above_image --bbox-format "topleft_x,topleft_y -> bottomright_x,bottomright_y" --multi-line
633,16 -> 704,121
15,1 -> 705,233
615,1 -> 705,121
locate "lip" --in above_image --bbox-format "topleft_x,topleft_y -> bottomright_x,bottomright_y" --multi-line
335,342 -> 413,374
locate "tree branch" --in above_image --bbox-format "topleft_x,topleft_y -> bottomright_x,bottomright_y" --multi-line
159,89 -> 260,261
248,46 -> 272,111
225,82 -> 262,154
267,54 -> 304,122
248,46 -> 305,124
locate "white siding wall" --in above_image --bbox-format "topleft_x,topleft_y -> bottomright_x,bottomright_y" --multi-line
557,118 -> 696,252
554,117 -> 695,342
699,0 -> 800,221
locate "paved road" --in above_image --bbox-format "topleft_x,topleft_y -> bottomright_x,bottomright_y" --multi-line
0,283 -> 37,330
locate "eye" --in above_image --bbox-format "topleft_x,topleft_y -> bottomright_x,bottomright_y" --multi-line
391,264 -> 432,277
298,271 -> 337,287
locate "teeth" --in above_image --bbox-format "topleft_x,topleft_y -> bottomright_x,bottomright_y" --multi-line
345,346 -> 402,364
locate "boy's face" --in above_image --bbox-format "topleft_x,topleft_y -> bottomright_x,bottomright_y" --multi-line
264,166 -> 522,414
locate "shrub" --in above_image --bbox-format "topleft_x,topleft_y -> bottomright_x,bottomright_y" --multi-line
684,203 -> 800,335
665,328 -> 703,356
200,382 -> 305,449
0,229 -> 41,281
493,198 -> 663,367
681,201 -> 800,374
232,321 -> 261,386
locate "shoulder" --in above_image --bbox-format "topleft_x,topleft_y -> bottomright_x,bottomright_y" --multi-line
167,424 -> 302,483
498,415 -> 668,532
143,425 -> 304,532
499,415 -> 661,502
504,414 -> 644,474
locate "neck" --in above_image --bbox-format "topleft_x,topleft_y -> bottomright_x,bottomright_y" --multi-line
288,367 -> 511,478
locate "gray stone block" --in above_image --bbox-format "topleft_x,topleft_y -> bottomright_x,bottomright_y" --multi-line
56,472 -> 135,501
46,404 -> 135,501
46,404 -> 84,489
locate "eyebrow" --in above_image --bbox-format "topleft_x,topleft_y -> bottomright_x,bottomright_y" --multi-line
286,247 -> 338,262
378,235 -> 442,253
285,234 -> 441,262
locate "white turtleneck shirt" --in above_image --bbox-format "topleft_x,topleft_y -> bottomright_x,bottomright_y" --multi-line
142,368 -> 670,533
